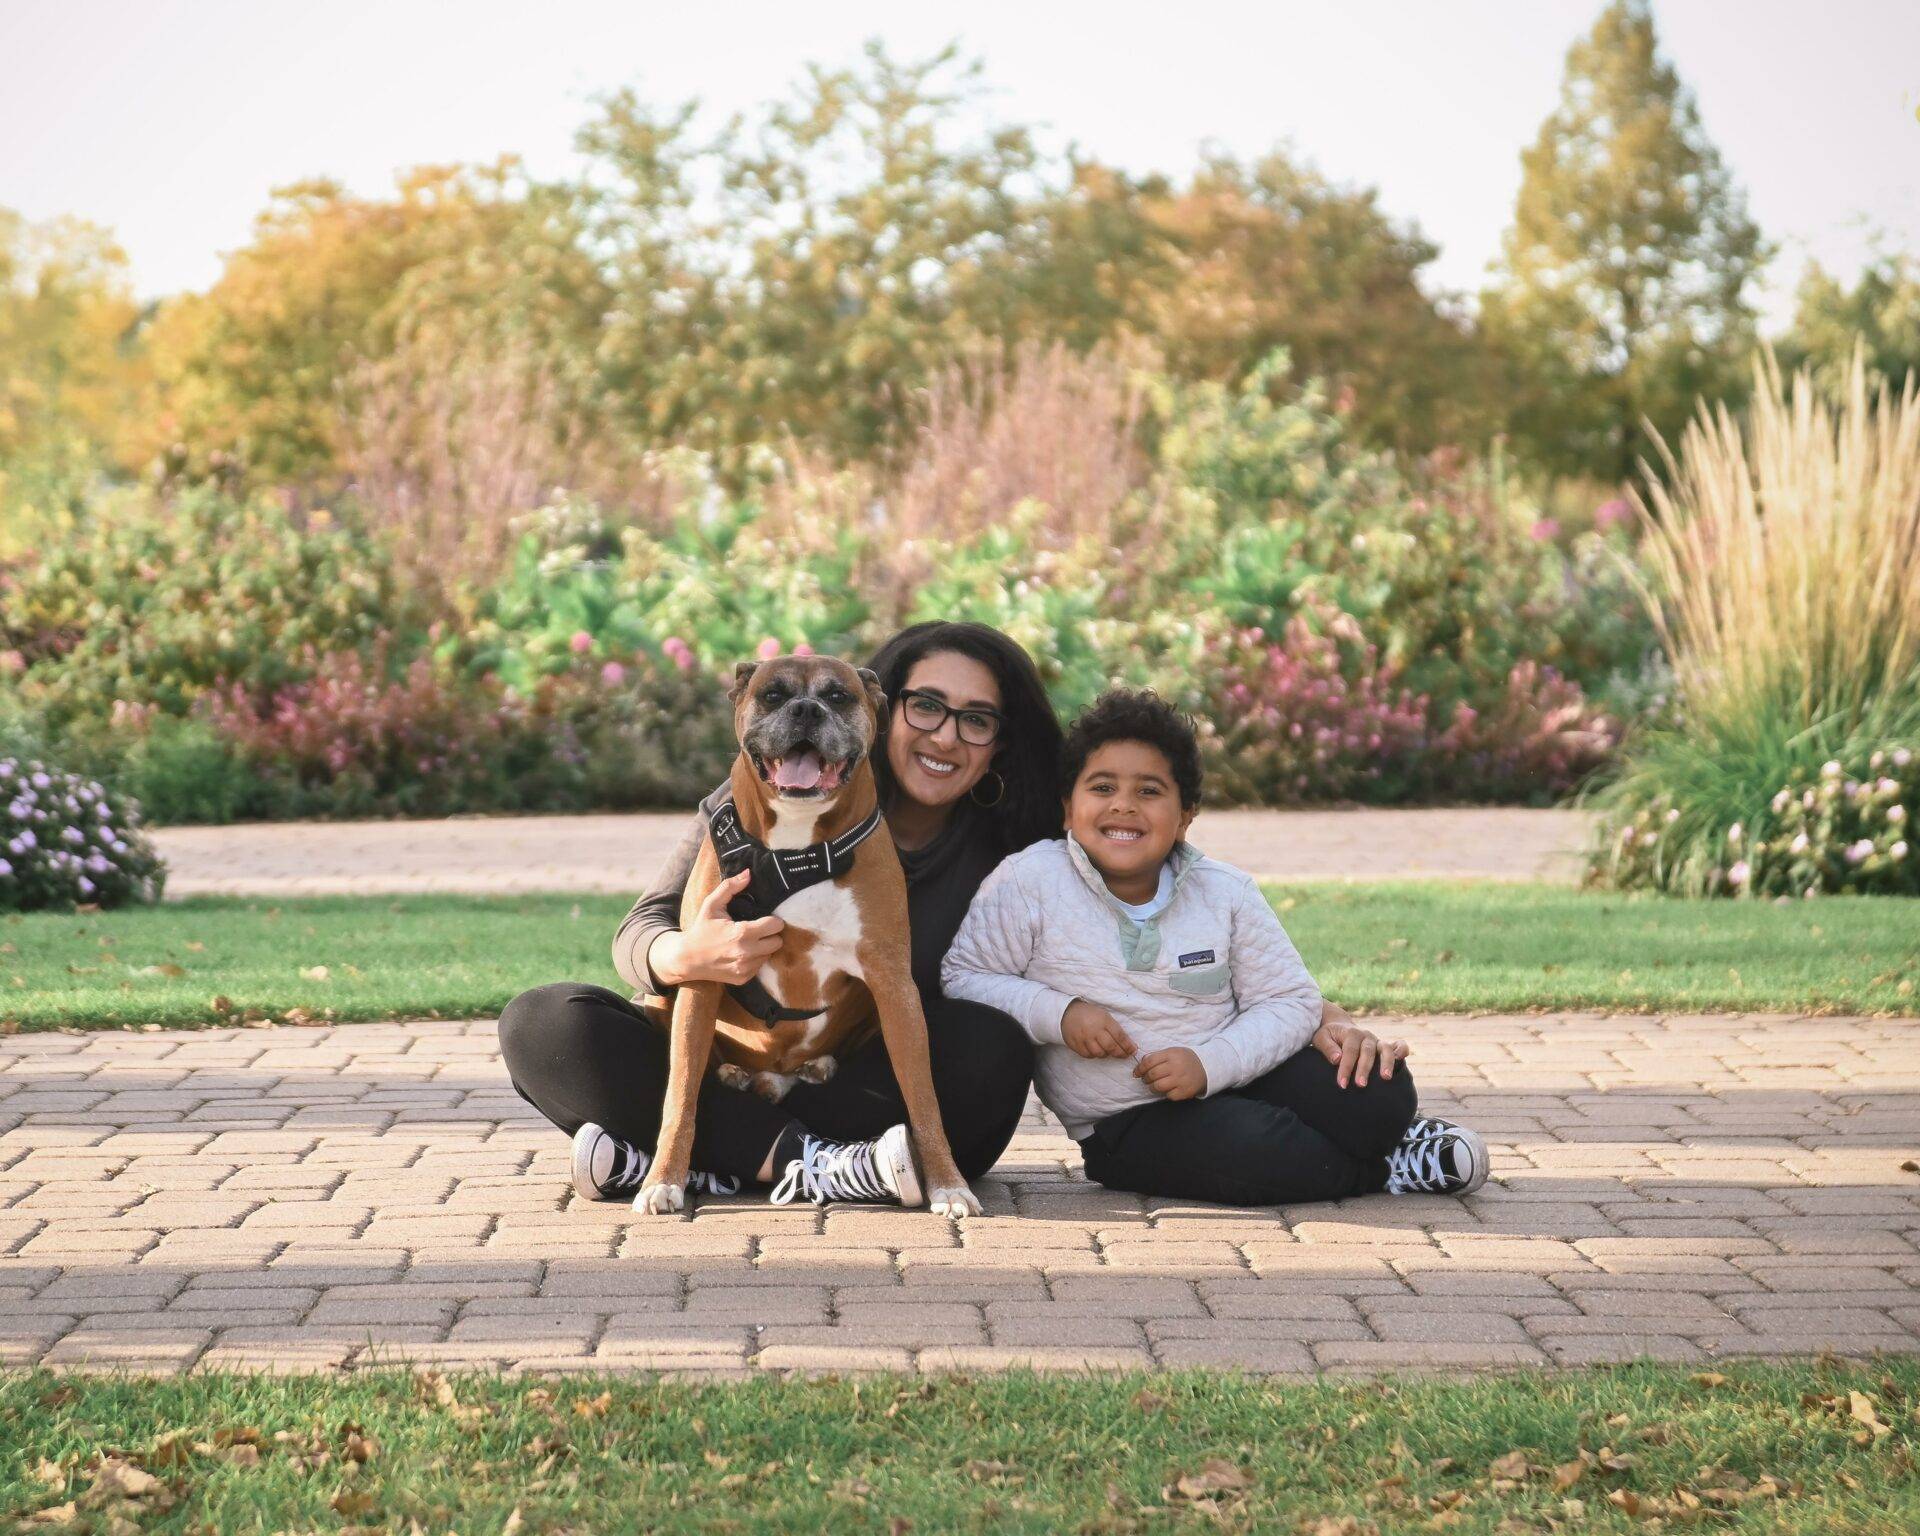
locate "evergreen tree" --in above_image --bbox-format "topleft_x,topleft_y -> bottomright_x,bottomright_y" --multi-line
1483,0 -> 1768,481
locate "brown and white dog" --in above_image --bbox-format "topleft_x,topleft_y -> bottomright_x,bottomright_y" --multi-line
634,653 -> 981,1218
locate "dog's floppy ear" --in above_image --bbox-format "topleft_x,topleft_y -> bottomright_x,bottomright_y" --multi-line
856,667 -> 888,720
729,660 -> 761,704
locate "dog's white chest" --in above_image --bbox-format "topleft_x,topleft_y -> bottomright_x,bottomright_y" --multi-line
772,881 -> 864,977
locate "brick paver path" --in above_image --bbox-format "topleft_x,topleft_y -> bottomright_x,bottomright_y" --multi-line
4,1012 -> 1916,1376
150,807 -> 1594,898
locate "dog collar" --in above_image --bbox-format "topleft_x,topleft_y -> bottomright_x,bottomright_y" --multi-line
704,798 -> 885,1024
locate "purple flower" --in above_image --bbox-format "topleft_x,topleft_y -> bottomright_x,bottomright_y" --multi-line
29,772 -> 49,789
61,827 -> 83,845
0,858 -> 11,877
77,876 -> 94,896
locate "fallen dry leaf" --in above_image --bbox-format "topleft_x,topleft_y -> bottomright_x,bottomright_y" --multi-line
1486,1450 -> 1531,1481
137,963 -> 186,978
1166,1458 -> 1251,1504
1848,1390 -> 1891,1438
1691,1372 -> 1729,1389
88,1460 -> 158,1500
31,1459 -> 65,1489
331,1488 -> 377,1518
20,1502 -> 78,1527
963,1459 -> 1020,1483
501,1507 -> 524,1536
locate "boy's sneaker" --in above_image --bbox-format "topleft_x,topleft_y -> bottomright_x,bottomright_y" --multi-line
769,1124 -> 923,1208
570,1122 -> 741,1202
1384,1117 -> 1489,1196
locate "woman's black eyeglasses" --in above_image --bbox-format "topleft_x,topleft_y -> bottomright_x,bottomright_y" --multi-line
896,688 -> 1003,747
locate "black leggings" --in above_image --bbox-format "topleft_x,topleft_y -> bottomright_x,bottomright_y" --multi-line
497,982 -> 1034,1182
1079,1044 -> 1417,1205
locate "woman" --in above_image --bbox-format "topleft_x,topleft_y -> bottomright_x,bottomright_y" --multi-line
499,621 -> 1065,1207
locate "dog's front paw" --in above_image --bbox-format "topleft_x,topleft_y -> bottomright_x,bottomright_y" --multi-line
795,1055 -> 837,1085
715,1063 -> 753,1092
636,1180 -> 686,1215
750,1071 -> 795,1103
929,1183 -> 982,1219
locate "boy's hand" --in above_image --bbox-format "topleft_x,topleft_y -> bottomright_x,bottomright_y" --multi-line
1135,1047 -> 1207,1100
1061,999 -> 1136,1060
1312,1001 -> 1409,1088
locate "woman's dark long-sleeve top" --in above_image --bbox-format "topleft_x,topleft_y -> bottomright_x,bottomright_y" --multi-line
613,781 -> 1009,1003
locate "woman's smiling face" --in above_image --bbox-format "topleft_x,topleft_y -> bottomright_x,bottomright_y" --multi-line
885,650 -> 1002,810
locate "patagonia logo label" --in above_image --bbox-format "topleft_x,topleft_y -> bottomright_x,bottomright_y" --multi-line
1178,949 -> 1216,969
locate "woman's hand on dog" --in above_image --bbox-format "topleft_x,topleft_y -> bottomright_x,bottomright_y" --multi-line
652,869 -> 786,986
1312,1002 -> 1409,1089
1061,998 -> 1136,1060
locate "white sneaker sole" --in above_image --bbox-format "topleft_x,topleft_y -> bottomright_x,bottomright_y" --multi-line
877,1124 -> 924,1208
572,1122 -> 644,1201
1449,1125 -> 1491,1195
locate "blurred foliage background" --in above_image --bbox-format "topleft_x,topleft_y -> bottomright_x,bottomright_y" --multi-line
1,2 -> 1916,900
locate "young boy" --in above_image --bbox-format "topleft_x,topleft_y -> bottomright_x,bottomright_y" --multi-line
942,688 -> 1488,1206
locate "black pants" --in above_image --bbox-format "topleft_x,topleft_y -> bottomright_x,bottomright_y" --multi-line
497,982 -> 1034,1182
1079,1044 -> 1417,1206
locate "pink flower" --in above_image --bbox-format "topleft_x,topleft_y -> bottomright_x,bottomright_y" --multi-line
600,662 -> 626,687
0,650 -> 23,677
793,642 -> 815,657
757,637 -> 782,661
1727,860 -> 1750,888
569,631 -> 593,655
1529,518 -> 1561,542
1594,498 -> 1634,531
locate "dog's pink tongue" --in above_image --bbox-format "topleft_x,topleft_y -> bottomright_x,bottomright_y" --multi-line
772,751 -> 824,790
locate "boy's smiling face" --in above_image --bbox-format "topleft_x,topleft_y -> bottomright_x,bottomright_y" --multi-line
1065,739 -> 1197,901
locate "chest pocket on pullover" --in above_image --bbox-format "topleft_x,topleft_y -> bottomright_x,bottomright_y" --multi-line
1167,958 -> 1231,997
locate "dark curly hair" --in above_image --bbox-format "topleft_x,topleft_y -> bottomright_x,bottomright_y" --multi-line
864,621 -> 1065,854
1061,688 -> 1203,809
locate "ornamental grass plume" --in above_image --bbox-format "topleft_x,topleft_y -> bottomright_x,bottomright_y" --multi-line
1592,347 -> 1920,895
1633,346 -> 1920,746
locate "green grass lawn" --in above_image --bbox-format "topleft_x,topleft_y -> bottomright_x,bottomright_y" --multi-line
3,883 -> 1916,1032
3,1363 -> 1915,1534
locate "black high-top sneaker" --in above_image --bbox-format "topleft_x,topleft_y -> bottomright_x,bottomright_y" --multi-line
570,1122 -> 741,1201
768,1124 -> 923,1207
1384,1117 -> 1490,1195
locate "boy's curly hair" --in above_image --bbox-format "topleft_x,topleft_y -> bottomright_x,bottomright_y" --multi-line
1061,688 -> 1204,809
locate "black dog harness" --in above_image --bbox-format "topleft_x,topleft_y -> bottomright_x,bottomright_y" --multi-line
705,797 -> 885,1024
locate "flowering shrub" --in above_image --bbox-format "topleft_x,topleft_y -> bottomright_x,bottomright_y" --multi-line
1193,619 -> 1429,805
1600,746 -> 1916,898
0,484 -> 426,730
0,757 -> 165,911
194,650 -> 559,821
1429,662 -> 1621,804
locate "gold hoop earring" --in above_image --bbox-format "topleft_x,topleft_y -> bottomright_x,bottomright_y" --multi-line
970,770 -> 1006,808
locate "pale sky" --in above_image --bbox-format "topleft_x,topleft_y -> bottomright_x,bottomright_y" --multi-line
3,0 -> 1916,327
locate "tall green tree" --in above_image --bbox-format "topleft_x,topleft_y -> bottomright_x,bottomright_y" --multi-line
1482,0 -> 1769,481
1777,253 -> 1920,395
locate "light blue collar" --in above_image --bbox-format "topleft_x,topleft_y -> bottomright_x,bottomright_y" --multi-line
1063,835 -> 1202,971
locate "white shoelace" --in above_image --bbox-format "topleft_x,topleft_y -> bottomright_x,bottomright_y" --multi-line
604,1137 -> 739,1197
769,1136 -> 892,1206
1387,1135 -> 1454,1193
